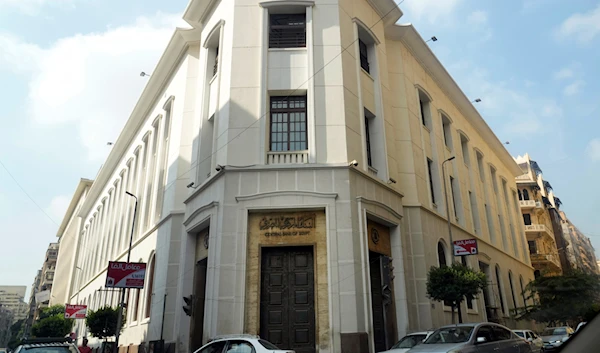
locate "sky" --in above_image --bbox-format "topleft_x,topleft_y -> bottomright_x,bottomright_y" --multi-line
1,0 -> 600,293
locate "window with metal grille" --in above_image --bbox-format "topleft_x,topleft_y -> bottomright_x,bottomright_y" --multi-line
269,96 -> 307,151
269,14 -> 306,48
213,46 -> 219,77
359,39 -> 370,73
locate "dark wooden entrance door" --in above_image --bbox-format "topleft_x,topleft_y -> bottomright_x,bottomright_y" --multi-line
260,247 -> 316,353
190,257 -> 208,352
369,251 -> 387,352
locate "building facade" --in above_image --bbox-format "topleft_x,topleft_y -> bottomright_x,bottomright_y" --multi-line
36,243 -> 59,317
0,305 -> 14,347
24,270 -> 41,336
514,154 -> 564,277
0,286 -> 28,323
57,0 -> 537,352
560,211 -> 599,275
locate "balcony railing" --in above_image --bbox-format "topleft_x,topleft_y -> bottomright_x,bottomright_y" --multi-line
519,200 -> 536,208
530,253 -> 561,269
524,224 -> 549,233
267,151 -> 309,165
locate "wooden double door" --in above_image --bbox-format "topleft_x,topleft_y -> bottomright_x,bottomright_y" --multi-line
260,246 -> 316,353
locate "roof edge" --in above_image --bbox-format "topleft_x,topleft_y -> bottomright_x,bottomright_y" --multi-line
56,179 -> 93,237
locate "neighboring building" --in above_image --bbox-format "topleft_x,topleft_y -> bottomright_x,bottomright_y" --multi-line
514,154 -> 570,277
24,270 -> 41,337
57,0 -> 537,352
30,243 -> 59,321
560,211 -> 599,275
0,305 -> 14,347
51,179 -> 94,306
0,286 -> 28,323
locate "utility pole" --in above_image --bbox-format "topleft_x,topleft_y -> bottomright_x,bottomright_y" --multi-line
442,156 -> 456,264
114,192 -> 138,353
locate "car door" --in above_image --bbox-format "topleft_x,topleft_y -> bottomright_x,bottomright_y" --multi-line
475,325 -> 500,353
492,325 -> 522,353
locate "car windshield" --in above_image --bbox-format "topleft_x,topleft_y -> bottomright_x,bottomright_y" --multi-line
258,340 -> 280,350
391,334 -> 427,349
514,332 -> 525,338
543,328 -> 567,336
424,326 -> 474,344
22,346 -> 78,353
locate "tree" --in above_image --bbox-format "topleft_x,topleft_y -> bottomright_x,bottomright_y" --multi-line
86,307 -> 125,339
31,306 -> 73,338
427,262 -> 488,324
516,270 -> 600,326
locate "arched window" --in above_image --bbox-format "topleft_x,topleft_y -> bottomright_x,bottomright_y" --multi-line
495,265 -> 506,315
508,271 -> 517,311
145,253 -> 156,319
437,241 -> 447,267
132,258 -> 143,321
522,189 -> 530,200
518,189 -> 522,200
519,275 -> 527,307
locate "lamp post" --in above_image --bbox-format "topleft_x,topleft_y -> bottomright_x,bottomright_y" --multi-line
114,191 -> 138,353
442,156 -> 456,264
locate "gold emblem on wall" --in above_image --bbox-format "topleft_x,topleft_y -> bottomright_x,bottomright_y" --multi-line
367,220 -> 391,256
258,213 -> 316,237
371,228 -> 380,244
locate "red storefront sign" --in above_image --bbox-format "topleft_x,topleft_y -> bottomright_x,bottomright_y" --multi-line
65,304 -> 87,319
453,239 -> 479,256
105,261 -> 147,288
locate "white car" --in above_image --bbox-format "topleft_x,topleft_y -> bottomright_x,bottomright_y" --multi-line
513,329 -> 543,353
379,331 -> 434,353
192,335 -> 294,353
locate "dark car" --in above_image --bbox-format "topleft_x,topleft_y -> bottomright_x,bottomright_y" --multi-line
13,338 -> 79,353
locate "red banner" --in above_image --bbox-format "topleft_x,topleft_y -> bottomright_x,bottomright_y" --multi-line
105,261 -> 147,288
453,239 -> 479,256
65,304 -> 87,319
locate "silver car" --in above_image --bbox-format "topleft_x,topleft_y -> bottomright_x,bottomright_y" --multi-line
406,322 -> 532,353
513,330 -> 543,353
541,326 -> 573,352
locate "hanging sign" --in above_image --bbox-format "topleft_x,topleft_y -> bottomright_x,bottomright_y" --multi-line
65,304 -> 87,319
453,239 -> 479,256
105,261 -> 147,288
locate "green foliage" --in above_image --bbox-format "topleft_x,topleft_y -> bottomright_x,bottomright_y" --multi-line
31,307 -> 74,338
7,319 -> 26,349
86,306 -> 124,339
516,270 -> 600,325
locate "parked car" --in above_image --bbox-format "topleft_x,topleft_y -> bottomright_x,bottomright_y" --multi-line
193,334 -> 294,353
541,326 -> 574,352
406,322 -> 531,353
513,329 -> 543,353
12,338 -> 78,353
379,331 -> 434,353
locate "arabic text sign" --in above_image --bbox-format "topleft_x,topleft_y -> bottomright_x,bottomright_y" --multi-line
65,304 -> 87,319
105,262 -> 147,288
453,239 -> 478,256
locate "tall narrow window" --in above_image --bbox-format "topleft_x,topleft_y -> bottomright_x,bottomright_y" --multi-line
450,176 -> 458,219
269,14 -> 306,48
269,96 -> 307,151
519,276 -> 527,306
508,272 -> 517,310
365,115 -> 372,167
359,39 -> 370,73
441,115 -> 452,149
460,134 -> 470,166
522,189 -> 530,200
145,254 -> 155,318
495,266 -> 506,315
490,166 -> 498,194
518,189 -> 522,200
437,242 -> 447,267
469,191 -> 481,234
523,214 -> 532,225
427,158 -> 436,204
528,240 -> 537,254
476,152 -> 485,182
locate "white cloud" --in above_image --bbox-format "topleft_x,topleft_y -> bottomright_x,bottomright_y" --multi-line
45,195 -> 71,223
0,12 -> 185,161
556,4 -> 600,43
553,67 -> 574,80
586,138 -> 600,162
467,10 -> 488,26
402,0 -> 462,24
563,80 -> 585,96
0,0 -> 76,15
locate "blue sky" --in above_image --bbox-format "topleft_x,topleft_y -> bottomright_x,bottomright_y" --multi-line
1,0 -> 599,291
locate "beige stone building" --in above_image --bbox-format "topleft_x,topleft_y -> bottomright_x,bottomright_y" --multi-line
0,286 -> 28,323
560,211 -> 599,275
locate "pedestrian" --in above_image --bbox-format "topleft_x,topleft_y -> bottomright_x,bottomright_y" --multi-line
79,338 -> 92,353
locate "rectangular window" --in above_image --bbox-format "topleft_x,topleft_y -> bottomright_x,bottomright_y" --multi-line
269,96 -> 307,152
460,135 -> 470,166
442,116 -> 452,149
490,166 -> 498,194
359,39 -> 369,73
427,158 -> 436,204
365,114 -> 372,167
523,214 -> 532,225
419,100 -> 427,126
450,176 -> 458,219
477,152 -> 485,182
528,240 -> 537,254
213,46 -> 219,77
269,14 -> 306,48
469,191 -> 480,234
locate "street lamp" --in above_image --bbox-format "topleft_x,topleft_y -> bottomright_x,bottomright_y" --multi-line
114,191 -> 138,353
442,156 -> 456,264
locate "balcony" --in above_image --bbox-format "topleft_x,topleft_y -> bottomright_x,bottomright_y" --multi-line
525,223 -> 553,236
267,151 -> 309,165
519,200 -> 536,209
530,253 -> 561,272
